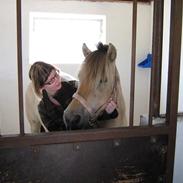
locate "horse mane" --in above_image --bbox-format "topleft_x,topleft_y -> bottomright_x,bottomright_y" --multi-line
81,43 -> 110,89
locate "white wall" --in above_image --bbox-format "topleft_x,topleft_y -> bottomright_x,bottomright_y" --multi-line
0,0 -> 19,135
134,3 -> 153,125
161,0 -> 183,114
0,0 -> 152,134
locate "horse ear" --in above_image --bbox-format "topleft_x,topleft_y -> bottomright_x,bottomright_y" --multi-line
107,43 -> 117,62
82,43 -> 91,57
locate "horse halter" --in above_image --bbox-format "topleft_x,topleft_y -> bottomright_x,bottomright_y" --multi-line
72,70 -> 118,127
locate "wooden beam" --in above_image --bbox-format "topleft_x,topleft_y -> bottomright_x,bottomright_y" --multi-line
71,0 -> 151,2
166,0 -> 182,182
16,0 -> 24,135
0,126 -> 169,149
149,0 -> 164,125
129,0 -> 137,126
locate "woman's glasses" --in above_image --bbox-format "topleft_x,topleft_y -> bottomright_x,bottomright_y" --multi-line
45,70 -> 60,85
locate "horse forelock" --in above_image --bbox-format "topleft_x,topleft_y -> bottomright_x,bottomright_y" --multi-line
76,50 -> 106,96
77,46 -> 117,99
85,50 -> 108,80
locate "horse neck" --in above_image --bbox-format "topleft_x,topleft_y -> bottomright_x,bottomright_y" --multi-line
115,73 -> 127,124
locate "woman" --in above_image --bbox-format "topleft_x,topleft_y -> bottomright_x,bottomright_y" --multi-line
29,61 -> 118,132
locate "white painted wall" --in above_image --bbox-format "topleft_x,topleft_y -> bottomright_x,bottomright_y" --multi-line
160,0 -> 183,114
0,0 -> 19,135
0,0 -> 153,134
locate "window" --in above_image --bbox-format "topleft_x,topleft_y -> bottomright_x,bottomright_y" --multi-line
29,12 -> 106,64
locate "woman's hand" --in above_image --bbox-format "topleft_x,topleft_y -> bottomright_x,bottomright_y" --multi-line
105,98 -> 117,114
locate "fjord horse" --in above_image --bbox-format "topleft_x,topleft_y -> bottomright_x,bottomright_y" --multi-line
64,42 -> 127,129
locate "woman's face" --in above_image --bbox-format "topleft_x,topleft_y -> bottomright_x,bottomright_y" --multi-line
42,69 -> 62,95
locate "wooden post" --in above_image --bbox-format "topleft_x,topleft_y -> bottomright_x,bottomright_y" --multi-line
129,0 -> 137,126
149,0 -> 164,126
16,0 -> 24,135
166,0 -> 182,182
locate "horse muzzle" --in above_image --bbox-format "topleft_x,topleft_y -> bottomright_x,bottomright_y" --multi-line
63,107 -> 91,130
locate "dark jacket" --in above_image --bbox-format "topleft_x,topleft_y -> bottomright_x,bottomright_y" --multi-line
38,81 -> 118,132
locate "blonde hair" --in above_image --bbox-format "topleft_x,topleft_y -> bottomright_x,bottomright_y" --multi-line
29,61 -> 57,97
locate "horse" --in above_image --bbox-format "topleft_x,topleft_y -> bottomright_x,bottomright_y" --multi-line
63,42 -> 127,129
25,82 -> 45,133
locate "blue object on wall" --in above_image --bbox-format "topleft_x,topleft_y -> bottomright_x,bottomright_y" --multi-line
138,53 -> 152,68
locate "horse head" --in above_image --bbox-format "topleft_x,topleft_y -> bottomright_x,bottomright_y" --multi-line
64,42 -> 126,130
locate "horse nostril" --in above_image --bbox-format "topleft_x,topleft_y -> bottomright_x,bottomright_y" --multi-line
64,112 -> 81,130
73,114 -> 81,124
69,114 -> 81,130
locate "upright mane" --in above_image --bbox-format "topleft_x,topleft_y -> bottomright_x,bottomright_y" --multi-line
79,43 -> 111,93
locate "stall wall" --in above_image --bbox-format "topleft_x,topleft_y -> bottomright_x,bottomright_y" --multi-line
161,0 -> 183,114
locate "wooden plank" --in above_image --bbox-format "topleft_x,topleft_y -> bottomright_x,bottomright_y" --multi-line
149,0 -> 164,125
0,126 -> 169,148
16,0 -> 24,135
129,0 -> 137,126
68,0 -> 151,2
0,135 -> 167,183
165,0 -> 182,182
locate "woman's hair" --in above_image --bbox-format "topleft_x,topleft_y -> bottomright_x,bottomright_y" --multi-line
29,61 -> 56,97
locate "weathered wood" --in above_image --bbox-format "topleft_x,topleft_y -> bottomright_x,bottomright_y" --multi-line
16,0 -> 24,135
129,0 -> 137,126
149,0 -> 164,125
0,136 -> 167,183
0,126 -> 169,149
166,0 -> 182,182
64,0 -> 151,2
